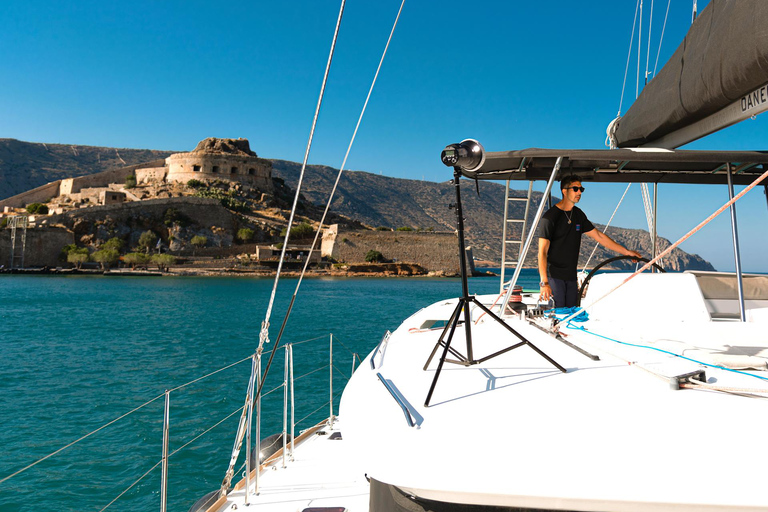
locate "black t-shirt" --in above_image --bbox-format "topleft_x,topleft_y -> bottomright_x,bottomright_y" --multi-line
538,206 -> 594,281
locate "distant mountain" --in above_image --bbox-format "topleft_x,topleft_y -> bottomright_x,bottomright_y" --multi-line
0,138 -> 174,199
271,160 -> 714,271
0,139 -> 714,271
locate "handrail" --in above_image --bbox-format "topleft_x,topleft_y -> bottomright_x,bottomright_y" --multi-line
376,373 -> 415,427
370,330 -> 392,369
1,332 -> 353,512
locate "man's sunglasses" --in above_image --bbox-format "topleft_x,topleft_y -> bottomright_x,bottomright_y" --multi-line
567,186 -> 585,192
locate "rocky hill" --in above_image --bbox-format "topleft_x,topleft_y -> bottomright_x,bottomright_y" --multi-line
0,138 -> 174,199
271,161 -> 714,271
0,139 -> 714,271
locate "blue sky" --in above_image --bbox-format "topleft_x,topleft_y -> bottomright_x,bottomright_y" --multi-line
1,0 -> 766,271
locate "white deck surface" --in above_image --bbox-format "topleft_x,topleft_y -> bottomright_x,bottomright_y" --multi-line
215,418 -> 370,511
214,273 -> 768,512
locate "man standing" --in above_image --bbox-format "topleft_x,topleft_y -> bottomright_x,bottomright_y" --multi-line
538,175 -> 642,308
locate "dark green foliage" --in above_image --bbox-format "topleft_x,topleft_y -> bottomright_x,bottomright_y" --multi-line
26,203 -> 48,214
280,221 -> 314,240
123,252 -> 150,267
396,226 -> 413,231
67,251 -> 89,268
63,246 -> 90,267
193,187 -> 251,213
164,207 -> 191,227
101,237 -> 125,253
0,218 -> 7,228
236,228 -> 255,243
151,254 -> 176,272
138,231 -> 158,252
92,249 -> 119,269
375,226 -> 391,231
365,250 -> 384,263
191,235 -> 207,248
125,175 -> 137,189
60,244 -> 88,262
186,179 -> 205,189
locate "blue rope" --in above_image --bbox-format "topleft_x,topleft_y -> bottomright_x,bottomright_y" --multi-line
544,307 -> 589,323
565,322 -> 768,383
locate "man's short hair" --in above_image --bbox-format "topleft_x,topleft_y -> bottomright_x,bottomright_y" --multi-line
560,174 -> 582,191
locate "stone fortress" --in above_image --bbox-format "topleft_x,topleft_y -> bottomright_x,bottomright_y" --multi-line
165,138 -> 272,189
0,137 -> 273,214
0,137 -> 470,275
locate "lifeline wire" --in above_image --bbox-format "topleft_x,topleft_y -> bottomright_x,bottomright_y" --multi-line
258,0 -> 347,355
558,167 -> 768,327
0,393 -> 165,485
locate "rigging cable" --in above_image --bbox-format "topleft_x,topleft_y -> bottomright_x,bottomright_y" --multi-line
636,0 -> 643,99
582,183 -> 632,272
220,0 -> 348,495
253,0 -> 405,406
644,0 -> 653,85
607,0 -> 641,148
257,0 -> 347,357
617,0 -> 641,117
557,167 -> 768,327
653,0 -> 672,76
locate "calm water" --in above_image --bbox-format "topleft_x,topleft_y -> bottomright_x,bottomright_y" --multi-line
0,270 -> 539,512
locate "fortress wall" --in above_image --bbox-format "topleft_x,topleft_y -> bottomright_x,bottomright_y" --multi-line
66,166 -> 136,194
0,226 -> 74,267
328,229 -> 466,274
62,159 -> 166,194
136,167 -> 167,183
51,196 -> 233,230
166,154 -> 273,192
0,160 -> 168,210
0,181 -> 61,210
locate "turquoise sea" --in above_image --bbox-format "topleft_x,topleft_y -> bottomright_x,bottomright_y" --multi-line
0,270 -> 539,512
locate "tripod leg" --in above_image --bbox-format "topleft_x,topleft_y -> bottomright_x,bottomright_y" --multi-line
423,300 -> 464,370
471,298 -> 566,374
462,293 -> 474,363
424,298 -> 466,407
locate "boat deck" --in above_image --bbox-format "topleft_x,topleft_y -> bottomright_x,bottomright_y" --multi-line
214,418 -> 369,511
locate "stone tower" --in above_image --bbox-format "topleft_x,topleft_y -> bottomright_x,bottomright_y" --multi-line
166,138 -> 273,192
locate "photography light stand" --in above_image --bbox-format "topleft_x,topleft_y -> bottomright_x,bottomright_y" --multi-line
423,141 -> 566,407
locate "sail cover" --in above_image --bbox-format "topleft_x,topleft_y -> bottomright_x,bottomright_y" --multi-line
614,0 -> 768,148
457,147 -> 768,185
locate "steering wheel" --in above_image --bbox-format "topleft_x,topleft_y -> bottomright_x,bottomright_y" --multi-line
577,255 -> 665,306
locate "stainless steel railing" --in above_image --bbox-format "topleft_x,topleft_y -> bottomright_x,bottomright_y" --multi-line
1,332 -> 364,512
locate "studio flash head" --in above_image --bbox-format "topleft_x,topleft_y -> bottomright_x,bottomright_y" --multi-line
440,139 -> 485,171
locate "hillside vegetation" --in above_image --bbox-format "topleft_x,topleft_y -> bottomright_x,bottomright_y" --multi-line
0,139 -> 714,271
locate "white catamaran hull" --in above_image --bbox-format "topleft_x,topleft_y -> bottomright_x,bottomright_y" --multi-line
213,272 -> 768,512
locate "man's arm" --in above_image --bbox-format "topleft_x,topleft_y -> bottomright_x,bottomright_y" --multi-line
585,229 -> 642,259
538,238 -> 552,301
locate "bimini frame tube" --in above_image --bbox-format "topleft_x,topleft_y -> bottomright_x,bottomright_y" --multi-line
501,157 -> 562,314
726,163 -> 746,321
